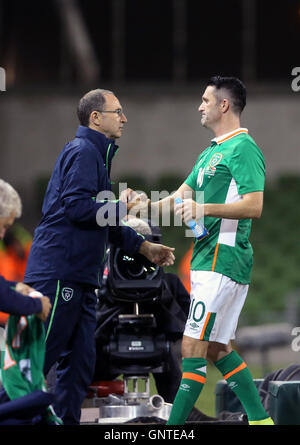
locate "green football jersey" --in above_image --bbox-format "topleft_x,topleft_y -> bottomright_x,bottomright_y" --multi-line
1,313 -> 63,424
1,314 -> 46,399
184,128 -> 265,284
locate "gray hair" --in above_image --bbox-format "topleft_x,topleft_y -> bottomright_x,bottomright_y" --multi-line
77,88 -> 114,126
123,216 -> 152,236
0,179 -> 22,218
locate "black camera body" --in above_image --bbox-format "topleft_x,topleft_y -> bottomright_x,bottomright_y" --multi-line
101,242 -> 170,376
108,245 -> 163,302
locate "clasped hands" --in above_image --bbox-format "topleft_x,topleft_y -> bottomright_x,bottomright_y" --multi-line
120,188 -> 204,224
120,188 -> 149,214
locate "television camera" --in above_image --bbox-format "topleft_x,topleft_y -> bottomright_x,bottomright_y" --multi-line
88,226 -> 173,424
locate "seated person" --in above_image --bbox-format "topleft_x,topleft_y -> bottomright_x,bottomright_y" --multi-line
0,179 -> 57,424
0,179 -> 50,321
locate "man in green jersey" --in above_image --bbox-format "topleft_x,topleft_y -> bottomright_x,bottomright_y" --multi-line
122,76 -> 273,425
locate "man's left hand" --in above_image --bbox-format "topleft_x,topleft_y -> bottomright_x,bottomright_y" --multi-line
174,198 -> 204,223
139,241 -> 175,267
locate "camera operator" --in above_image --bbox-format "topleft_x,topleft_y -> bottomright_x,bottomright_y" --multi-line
94,217 -> 216,421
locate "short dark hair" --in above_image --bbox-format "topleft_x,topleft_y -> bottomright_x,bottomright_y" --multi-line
206,76 -> 246,115
77,88 -> 114,126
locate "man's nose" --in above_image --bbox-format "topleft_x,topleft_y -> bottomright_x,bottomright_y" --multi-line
121,112 -> 127,123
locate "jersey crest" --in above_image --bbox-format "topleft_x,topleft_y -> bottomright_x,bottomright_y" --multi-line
209,153 -> 223,170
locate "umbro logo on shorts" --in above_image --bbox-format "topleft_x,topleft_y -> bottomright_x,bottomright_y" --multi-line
189,322 -> 199,330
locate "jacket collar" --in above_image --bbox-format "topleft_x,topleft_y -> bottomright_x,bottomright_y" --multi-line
75,125 -> 119,172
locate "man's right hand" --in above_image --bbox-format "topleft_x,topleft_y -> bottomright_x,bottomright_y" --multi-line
36,296 -> 52,322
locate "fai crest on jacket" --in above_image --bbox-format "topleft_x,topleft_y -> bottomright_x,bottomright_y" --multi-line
62,287 -> 74,302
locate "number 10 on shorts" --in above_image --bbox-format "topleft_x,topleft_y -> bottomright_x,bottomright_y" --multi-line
185,297 -> 216,341
188,298 -> 206,323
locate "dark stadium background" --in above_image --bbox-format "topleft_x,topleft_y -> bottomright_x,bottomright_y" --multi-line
1,0 -> 300,84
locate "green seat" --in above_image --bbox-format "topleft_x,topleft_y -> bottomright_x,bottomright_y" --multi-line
215,379 -> 300,425
268,381 -> 300,425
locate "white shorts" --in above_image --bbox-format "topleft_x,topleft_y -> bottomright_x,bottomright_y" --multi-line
183,271 -> 248,344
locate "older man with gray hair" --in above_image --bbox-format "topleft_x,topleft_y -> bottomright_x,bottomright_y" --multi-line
0,179 -> 22,240
0,179 -> 51,320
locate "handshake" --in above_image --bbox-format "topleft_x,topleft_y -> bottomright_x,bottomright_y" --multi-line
120,188 -> 205,225
120,188 -> 150,215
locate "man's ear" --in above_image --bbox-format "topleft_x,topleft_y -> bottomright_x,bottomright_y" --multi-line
89,110 -> 101,127
220,98 -> 230,113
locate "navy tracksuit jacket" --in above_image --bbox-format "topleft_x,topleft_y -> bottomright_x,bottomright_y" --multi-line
24,126 -> 145,424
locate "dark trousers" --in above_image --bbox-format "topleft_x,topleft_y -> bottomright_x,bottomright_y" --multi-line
29,280 -> 97,425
